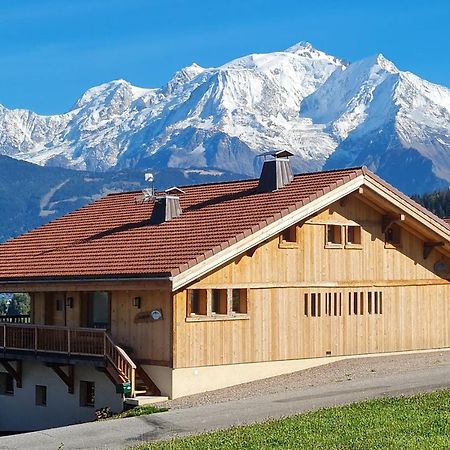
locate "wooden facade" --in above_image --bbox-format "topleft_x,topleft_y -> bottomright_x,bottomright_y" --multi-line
173,193 -> 450,368
31,289 -> 172,365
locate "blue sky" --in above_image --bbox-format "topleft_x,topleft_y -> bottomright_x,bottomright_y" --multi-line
0,0 -> 449,114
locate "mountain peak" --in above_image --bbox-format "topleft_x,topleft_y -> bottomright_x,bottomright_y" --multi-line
359,53 -> 398,73
284,41 -> 346,67
285,41 -> 314,53
376,53 -> 398,72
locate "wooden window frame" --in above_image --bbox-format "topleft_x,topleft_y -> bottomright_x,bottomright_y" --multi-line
231,289 -> 247,315
345,225 -> 363,249
187,289 -> 207,316
211,289 -> 227,315
186,288 -> 249,322
325,224 -> 344,248
279,225 -> 298,248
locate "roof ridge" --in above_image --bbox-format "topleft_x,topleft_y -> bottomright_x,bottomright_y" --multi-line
105,166 -> 366,198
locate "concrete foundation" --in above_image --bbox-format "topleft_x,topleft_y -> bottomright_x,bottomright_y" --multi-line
0,361 -> 123,432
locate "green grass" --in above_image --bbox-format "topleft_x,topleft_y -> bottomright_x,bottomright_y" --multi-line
134,390 -> 450,449
114,404 -> 168,419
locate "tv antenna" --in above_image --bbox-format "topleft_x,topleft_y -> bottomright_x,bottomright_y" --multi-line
142,172 -> 155,202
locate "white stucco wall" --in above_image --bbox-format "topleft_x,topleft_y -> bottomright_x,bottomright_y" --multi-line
0,361 -> 123,432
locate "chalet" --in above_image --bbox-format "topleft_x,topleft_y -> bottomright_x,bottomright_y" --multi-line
0,152 -> 449,432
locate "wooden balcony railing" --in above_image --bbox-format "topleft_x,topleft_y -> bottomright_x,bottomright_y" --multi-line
0,314 -> 31,324
0,323 -> 136,396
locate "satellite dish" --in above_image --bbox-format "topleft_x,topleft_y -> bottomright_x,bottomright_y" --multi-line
145,172 -> 154,183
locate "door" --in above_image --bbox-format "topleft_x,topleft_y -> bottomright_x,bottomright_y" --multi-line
80,292 -> 110,329
44,293 -> 54,325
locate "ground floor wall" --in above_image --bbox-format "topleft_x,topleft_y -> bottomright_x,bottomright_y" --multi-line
144,347 -> 448,399
174,284 -> 450,368
0,361 -> 123,432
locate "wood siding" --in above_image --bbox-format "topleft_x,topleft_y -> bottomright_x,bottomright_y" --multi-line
173,194 -> 450,368
32,289 -> 172,364
110,290 -> 171,363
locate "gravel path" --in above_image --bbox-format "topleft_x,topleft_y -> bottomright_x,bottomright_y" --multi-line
158,349 -> 450,410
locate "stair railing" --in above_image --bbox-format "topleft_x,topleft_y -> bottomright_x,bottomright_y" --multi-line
104,333 -> 136,396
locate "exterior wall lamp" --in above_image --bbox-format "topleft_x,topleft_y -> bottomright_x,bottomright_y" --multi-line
133,297 -> 141,309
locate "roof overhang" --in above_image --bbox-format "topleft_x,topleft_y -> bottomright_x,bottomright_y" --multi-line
0,276 -> 172,293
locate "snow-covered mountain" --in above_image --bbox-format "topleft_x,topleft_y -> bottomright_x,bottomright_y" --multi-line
1,41 -> 450,194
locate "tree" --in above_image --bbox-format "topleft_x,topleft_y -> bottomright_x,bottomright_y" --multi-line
412,189 -> 450,218
7,293 -> 31,315
0,294 -> 9,315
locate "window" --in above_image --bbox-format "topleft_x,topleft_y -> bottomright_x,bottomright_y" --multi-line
187,289 -> 207,316
325,292 -> 342,316
211,289 -> 227,315
232,289 -> 247,314
346,226 -> 362,245
0,373 -> 14,395
347,291 -> 383,316
368,291 -> 383,315
35,385 -> 47,406
326,225 -> 342,246
304,293 -> 322,317
348,292 -> 364,315
56,298 -> 63,311
325,224 -> 362,249
186,288 -> 248,320
80,381 -> 95,407
281,225 -> 297,244
385,223 -> 401,246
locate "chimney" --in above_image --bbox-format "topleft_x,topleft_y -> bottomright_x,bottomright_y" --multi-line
150,195 -> 182,224
258,150 -> 294,192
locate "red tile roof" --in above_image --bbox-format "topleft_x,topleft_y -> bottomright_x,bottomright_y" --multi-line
0,167 -> 365,281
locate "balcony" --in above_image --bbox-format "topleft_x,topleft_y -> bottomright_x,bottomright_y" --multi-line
0,314 -> 30,324
0,322 -> 136,396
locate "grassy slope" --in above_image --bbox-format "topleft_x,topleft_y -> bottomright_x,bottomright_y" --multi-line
135,390 -> 450,450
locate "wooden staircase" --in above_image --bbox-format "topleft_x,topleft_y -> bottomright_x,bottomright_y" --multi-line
134,365 -> 161,396
103,337 -> 162,400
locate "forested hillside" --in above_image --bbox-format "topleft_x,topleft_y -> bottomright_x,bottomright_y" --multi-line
412,189 -> 450,218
